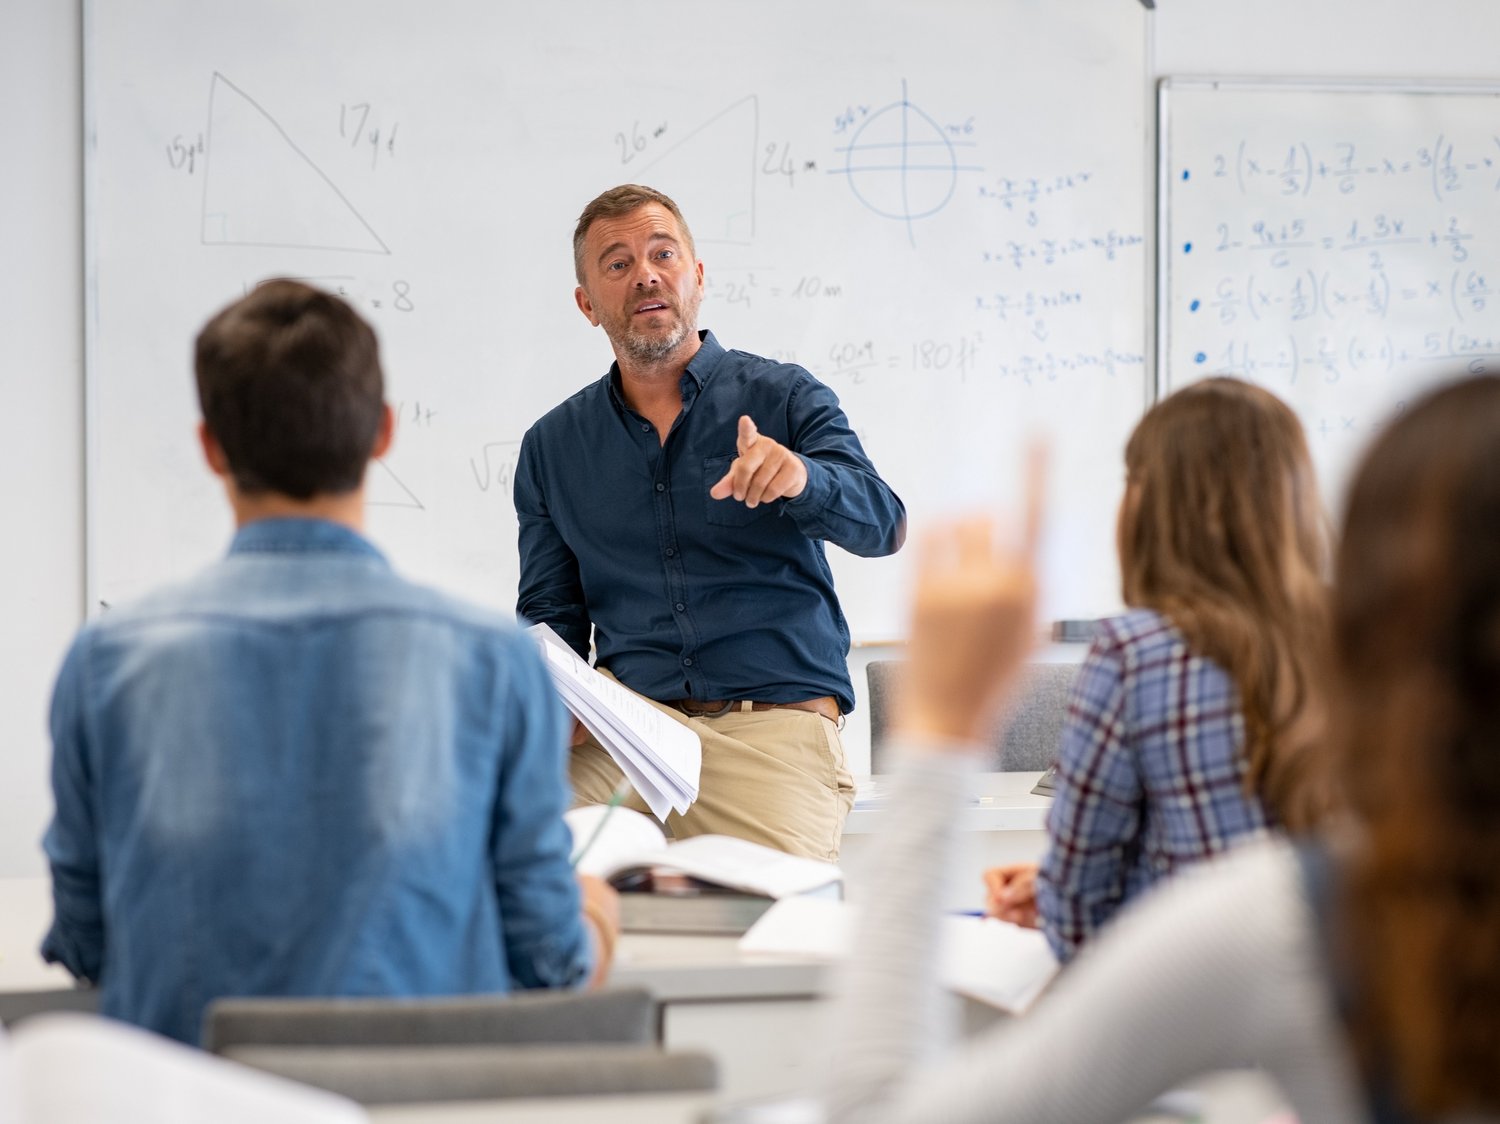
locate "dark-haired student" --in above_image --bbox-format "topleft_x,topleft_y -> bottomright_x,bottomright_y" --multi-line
41,280 -> 618,1046
826,378 -> 1500,1122
986,377 -> 1331,961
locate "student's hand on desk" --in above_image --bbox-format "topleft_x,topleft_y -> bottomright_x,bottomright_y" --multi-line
984,862 -> 1041,929
897,449 -> 1044,746
568,716 -> 589,747
709,415 -> 807,508
578,873 -> 621,988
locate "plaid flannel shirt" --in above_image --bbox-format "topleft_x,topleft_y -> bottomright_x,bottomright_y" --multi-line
1036,609 -> 1275,962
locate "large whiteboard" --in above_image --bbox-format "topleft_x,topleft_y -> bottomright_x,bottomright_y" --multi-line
1160,80 -> 1500,510
87,0 -> 1150,640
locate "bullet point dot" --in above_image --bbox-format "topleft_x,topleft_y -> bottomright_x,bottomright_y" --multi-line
1194,352 -> 1207,364
1183,242 -> 1193,254
1182,169 -> 1191,181
1189,299 -> 1201,312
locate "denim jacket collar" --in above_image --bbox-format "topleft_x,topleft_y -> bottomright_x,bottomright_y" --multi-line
228,517 -> 388,565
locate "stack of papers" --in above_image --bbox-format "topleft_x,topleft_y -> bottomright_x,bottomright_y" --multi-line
528,624 -> 701,820
739,897 -> 1059,1014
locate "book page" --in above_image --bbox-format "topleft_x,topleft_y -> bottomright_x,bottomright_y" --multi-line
564,805 -> 669,879
649,836 -> 843,899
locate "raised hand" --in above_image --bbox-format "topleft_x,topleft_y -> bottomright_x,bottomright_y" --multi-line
896,449 -> 1045,745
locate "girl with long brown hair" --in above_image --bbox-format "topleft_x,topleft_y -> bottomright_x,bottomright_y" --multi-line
987,377 -> 1330,960
826,373 -> 1500,1122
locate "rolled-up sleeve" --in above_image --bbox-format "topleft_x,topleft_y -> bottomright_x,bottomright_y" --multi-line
40,635 -> 105,983
781,375 -> 905,558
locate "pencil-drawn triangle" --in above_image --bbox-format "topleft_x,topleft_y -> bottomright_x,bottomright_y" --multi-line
367,458 -> 423,509
639,96 -> 758,244
201,72 -> 390,254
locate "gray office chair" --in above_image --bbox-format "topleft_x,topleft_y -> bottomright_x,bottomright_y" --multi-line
204,988 -> 718,1105
0,987 -> 100,1028
865,659 -> 1079,774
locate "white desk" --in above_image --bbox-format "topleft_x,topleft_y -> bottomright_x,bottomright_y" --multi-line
3,878 -> 1288,1122
612,931 -> 828,1102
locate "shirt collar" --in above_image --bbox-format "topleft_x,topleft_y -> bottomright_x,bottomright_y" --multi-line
228,517 -> 388,564
605,329 -> 723,409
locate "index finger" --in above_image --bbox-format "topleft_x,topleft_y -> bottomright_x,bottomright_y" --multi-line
737,414 -> 760,451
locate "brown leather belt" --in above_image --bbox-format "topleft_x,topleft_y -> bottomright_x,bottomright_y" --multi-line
669,696 -> 841,722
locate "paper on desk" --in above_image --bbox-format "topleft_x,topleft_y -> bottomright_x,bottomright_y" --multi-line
739,898 -> 1058,1014
528,624 -> 701,819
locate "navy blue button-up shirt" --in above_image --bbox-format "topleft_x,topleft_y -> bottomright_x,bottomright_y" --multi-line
515,331 -> 904,714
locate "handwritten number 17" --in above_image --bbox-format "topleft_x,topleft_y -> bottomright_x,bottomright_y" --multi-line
340,103 -> 371,147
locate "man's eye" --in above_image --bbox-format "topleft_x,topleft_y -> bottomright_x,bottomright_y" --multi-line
607,261 -> 627,271
657,249 -> 674,260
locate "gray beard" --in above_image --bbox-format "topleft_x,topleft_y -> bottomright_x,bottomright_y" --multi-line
619,318 -> 692,365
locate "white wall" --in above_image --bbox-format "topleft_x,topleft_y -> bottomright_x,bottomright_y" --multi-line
5,0 -> 1499,875
0,0 -> 83,877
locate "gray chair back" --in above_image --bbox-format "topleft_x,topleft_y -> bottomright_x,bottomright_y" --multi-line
866,659 -> 1079,774
204,987 -> 659,1052
217,1042 -> 717,1104
203,989 -> 717,1105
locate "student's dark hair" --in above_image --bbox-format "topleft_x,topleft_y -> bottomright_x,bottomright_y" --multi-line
1119,377 -> 1332,829
194,279 -> 384,500
572,184 -> 696,284
1332,373 -> 1500,1114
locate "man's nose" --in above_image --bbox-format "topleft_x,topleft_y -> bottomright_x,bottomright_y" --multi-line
632,260 -> 660,287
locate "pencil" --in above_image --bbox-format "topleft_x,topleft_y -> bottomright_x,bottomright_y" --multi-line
570,778 -> 633,868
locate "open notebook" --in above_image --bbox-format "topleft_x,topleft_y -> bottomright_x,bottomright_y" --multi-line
566,805 -> 842,900
0,1013 -> 365,1124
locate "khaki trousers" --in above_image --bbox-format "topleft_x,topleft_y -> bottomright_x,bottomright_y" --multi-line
570,681 -> 855,862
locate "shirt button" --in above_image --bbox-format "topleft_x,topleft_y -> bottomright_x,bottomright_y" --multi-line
641,423 -> 651,432
655,482 -> 666,492
674,602 -> 686,612
682,657 -> 693,667
665,547 -> 676,558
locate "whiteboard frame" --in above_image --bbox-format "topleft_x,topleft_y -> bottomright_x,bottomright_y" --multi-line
1155,75 -> 1500,402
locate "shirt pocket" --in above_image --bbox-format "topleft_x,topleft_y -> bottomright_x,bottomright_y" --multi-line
702,454 -> 775,528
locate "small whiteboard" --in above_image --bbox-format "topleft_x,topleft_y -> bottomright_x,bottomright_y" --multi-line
1159,79 -> 1500,511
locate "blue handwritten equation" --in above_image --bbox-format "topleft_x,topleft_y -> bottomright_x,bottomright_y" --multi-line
1200,134 -> 1500,204
983,230 -> 1142,269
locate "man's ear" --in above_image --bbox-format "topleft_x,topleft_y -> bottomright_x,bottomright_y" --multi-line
575,285 -> 601,327
198,421 -> 231,477
370,403 -> 395,460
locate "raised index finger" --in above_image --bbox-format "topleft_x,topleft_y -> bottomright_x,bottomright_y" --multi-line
737,414 -> 759,453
